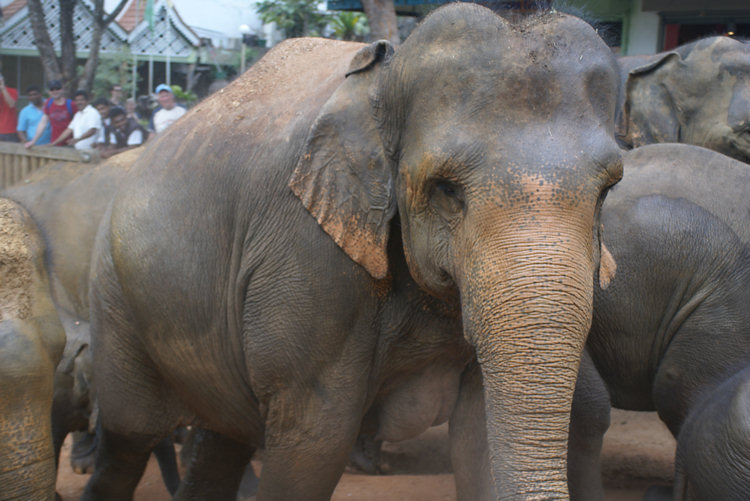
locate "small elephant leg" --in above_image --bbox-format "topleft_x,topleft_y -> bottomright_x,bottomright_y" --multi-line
449,362 -> 496,501
153,436 -> 181,495
80,426 -> 161,501
70,430 -> 98,474
567,349 -> 610,501
173,428 -> 252,501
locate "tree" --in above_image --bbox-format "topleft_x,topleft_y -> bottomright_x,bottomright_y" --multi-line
256,0 -> 327,38
330,11 -> 369,41
27,0 -> 129,95
360,0 -> 399,44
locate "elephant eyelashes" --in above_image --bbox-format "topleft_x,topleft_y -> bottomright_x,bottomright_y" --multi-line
430,180 -> 465,219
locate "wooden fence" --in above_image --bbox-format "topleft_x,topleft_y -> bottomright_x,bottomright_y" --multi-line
0,142 -> 99,190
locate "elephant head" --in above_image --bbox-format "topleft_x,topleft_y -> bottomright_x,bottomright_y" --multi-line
618,36 -> 750,162
291,4 -> 622,497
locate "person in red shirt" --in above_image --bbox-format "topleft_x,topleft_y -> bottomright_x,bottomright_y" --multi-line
24,80 -> 74,148
0,72 -> 19,142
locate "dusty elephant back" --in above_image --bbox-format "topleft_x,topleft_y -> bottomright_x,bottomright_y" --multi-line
129,38 -> 366,179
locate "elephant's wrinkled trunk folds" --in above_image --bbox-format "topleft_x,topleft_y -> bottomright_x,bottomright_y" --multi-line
459,215 -> 595,499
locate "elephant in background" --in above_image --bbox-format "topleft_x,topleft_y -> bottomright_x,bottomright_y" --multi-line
616,36 -> 750,162
0,197 -> 65,501
576,143 -> 750,500
1,150 -> 180,496
82,4 -> 622,500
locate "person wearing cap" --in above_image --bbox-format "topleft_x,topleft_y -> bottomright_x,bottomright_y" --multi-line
50,90 -> 102,150
24,80 -> 74,148
0,72 -> 19,142
148,83 -> 186,138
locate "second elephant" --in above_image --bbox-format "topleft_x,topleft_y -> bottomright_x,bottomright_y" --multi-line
616,36 -> 750,163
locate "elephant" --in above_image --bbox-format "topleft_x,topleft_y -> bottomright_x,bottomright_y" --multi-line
0,197 -> 65,500
82,4 -> 623,500
573,143 -> 750,500
616,36 -> 750,163
1,150 -> 180,496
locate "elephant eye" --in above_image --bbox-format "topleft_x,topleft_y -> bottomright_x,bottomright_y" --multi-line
430,179 -> 465,218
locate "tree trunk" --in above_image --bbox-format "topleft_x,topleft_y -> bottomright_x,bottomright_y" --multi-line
27,0 -> 130,95
58,0 -> 77,95
27,0 -> 63,83
361,0 -> 400,45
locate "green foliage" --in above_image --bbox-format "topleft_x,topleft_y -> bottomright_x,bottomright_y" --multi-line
169,84 -> 197,105
92,47 -> 137,100
329,11 -> 369,41
256,0 -> 327,38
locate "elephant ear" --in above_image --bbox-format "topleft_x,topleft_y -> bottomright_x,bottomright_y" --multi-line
618,52 -> 681,148
290,41 -> 395,279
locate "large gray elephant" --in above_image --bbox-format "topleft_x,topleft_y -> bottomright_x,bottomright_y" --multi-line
579,143 -> 750,500
82,5 -> 623,500
616,36 -> 750,162
0,198 -> 65,501
449,142 -> 750,501
1,150 -> 180,496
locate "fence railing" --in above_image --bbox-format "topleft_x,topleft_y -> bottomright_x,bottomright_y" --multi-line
0,142 -> 99,190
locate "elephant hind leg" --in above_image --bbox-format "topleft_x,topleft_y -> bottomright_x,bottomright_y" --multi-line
175,428 -> 253,501
80,425 -> 164,501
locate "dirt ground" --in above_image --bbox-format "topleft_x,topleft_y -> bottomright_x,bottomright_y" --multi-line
56,409 -> 675,500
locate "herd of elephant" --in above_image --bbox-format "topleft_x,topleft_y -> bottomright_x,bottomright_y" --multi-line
2,4 -> 750,500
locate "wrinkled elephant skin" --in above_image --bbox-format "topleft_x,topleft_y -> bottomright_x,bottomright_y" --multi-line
83,5 -> 622,500
0,198 -> 65,501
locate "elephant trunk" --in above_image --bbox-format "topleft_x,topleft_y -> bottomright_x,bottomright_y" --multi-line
459,219 -> 595,499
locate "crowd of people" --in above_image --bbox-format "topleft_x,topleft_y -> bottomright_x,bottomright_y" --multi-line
0,77 -> 187,159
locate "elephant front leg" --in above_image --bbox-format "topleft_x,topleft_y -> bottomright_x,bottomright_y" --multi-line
567,350 -> 611,501
449,362 -> 496,501
256,384 -> 367,500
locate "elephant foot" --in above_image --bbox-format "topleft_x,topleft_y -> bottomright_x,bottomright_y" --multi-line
236,463 -> 260,500
347,435 -> 387,475
70,430 -> 98,474
643,485 -> 672,501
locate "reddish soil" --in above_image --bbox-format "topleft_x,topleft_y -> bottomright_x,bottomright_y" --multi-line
56,410 -> 675,500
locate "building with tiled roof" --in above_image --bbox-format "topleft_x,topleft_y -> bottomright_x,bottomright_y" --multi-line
0,0 -> 204,97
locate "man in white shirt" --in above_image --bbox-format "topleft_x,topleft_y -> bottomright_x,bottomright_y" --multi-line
51,90 -> 102,150
148,84 -> 186,139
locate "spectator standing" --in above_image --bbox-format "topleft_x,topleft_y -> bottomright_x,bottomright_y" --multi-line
16,85 -> 51,145
25,80 -> 74,148
93,98 -> 114,145
0,72 -> 19,142
125,97 -> 140,121
148,84 -> 186,138
109,84 -> 123,107
51,90 -> 101,150
100,107 -> 146,159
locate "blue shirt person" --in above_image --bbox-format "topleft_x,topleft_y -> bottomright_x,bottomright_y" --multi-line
17,85 -> 51,145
